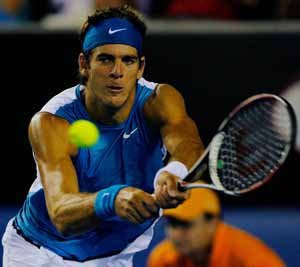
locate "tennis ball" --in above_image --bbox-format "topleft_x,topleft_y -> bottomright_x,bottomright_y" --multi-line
68,120 -> 99,148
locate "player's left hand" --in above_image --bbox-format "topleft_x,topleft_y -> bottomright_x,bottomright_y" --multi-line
153,171 -> 189,209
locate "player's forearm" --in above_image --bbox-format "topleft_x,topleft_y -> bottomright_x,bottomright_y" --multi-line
168,139 -> 204,169
162,119 -> 204,169
50,192 -> 100,237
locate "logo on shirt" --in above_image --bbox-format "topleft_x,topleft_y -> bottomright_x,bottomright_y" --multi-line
108,28 -> 127,34
123,128 -> 138,139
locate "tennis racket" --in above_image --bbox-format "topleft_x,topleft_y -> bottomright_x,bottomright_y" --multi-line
179,94 -> 297,195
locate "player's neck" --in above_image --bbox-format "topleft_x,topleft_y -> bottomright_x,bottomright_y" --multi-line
82,89 -> 135,125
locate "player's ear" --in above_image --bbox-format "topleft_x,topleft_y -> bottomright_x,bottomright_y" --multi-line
137,56 -> 145,80
78,53 -> 89,77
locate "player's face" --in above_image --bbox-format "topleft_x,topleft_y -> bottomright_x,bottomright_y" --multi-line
166,216 -> 216,261
82,44 -> 145,110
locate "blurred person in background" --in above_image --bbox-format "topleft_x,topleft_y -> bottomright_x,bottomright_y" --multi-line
41,0 -> 141,28
276,0 -> 300,18
95,0 -> 137,9
149,0 -> 300,20
25,0 -> 60,22
150,0 -> 238,19
0,0 -> 26,23
148,188 -> 286,267
40,0 -> 94,28
95,0 -> 152,16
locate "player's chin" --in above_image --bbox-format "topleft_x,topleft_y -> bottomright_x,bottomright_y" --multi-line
106,96 -> 128,109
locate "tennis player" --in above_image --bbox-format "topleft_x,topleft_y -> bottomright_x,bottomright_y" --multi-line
147,188 -> 286,267
1,5 -> 203,267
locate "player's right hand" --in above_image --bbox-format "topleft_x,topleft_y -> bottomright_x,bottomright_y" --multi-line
153,171 -> 189,209
114,187 -> 159,224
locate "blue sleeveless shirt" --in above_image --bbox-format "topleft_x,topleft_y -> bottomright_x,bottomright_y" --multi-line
14,78 -> 165,261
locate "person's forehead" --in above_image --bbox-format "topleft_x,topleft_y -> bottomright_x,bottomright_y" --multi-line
92,44 -> 138,56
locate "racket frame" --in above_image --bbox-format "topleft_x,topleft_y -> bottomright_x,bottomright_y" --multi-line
180,93 -> 297,195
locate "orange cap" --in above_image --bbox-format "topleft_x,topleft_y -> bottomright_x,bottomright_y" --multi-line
163,188 -> 221,221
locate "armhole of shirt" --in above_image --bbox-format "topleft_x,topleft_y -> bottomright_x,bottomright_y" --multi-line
137,79 -> 160,143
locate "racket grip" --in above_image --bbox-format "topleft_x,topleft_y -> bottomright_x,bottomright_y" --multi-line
184,163 -> 207,182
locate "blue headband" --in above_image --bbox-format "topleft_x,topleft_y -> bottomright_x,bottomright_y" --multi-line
83,18 -> 143,56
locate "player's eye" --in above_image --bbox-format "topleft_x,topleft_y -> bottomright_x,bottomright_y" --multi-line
122,56 -> 137,65
97,55 -> 114,64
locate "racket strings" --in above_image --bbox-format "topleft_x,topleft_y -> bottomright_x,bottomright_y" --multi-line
240,104 -> 289,147
255,102 -> 292,141
239,129 -> 284,162
217,99 -> 293,192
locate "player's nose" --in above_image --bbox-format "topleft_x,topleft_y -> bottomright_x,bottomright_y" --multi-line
110,60 -> 123,78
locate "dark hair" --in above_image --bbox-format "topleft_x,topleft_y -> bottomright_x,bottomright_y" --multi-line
165,216 -> 193,229
165,212 -> 219,229
78,5 -> 147,85
80,5 -> 146,54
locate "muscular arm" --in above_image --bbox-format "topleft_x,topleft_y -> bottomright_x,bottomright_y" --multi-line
144,84 -> 204,207
29,112 -> 159,233
144,83 -> 204,169
29,112 -> 100,236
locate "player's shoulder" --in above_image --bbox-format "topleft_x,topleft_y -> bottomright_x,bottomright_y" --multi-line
30,112 -> 69,127
40,85 -> 79,114
156,83 -> 182,97
138,77 -> 158,90
29,112 -> 70,142
142,82 -> 187,128
29,112 -> 77,158
144,82 -> 184,109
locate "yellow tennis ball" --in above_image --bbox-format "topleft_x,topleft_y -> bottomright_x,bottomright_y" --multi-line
68,120 -> 99,148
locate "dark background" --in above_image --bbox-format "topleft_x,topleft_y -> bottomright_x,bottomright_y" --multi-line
0,28 -> 299,206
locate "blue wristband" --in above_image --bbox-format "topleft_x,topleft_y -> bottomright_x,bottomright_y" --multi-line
94,184 -> 128,220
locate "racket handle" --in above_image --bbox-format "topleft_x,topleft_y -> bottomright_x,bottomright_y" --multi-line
177,181 -> 223,192
184,163 -> 208,182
